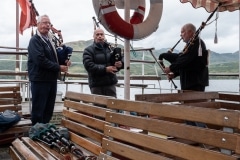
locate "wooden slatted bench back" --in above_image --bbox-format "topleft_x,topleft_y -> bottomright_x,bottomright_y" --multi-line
102,98 -> 240,160
0,86 -> 31,144
135,91 -> 240,111
61,91 -> 112,157
135,91 -> 219,104
0,86 -> 22,113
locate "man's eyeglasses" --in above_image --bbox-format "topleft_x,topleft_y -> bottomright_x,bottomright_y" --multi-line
40,21 -> 51,25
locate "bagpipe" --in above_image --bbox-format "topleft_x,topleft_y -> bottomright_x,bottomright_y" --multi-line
50,25 -> 73,81
104,40 -> 123,66
29,123 -> 97,160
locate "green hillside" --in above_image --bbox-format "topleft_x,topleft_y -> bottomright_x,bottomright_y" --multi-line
0,40 -> 239,80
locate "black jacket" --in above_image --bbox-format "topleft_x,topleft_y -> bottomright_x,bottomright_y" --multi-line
83,42 -> 123,88
170,38 -> 209,90
28,33 -> 60,81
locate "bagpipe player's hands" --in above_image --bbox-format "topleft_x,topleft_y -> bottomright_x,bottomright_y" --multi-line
114,61 -> 122,68
60,65 -> 69,73
167,72 -> 174,81
106,66 -> 118,74
164,67 -> 171,74
65,60 -> 71,66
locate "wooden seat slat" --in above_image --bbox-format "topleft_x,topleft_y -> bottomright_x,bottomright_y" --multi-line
69,131 -> 102,156
135,92 -> 219,102
62,109 -> 109,131
12,138 -> 40,160
0,106 -> 22,112
107,99 -> 240,129
219,93 -> 240,102
103,125 -> 239,160
102,137 -> 169,160
98,153 -> 120,160
0,86 -> 20,92
9,146 -> 22,160
65,91 -> 110,105
21,137 -> 57,160
64,100 -> 109,118
105,111 -> 239,151
61,118 -> 104,143
0,126 -> 30,135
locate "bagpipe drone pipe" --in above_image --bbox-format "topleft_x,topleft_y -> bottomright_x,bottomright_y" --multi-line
29,123 -> 97,160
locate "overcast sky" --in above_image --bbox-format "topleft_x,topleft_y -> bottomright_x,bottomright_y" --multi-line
0,0 -> 239,53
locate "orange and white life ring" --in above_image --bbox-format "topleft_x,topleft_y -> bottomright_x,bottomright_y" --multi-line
92,0 -> 163,40
115,0 -> 145,24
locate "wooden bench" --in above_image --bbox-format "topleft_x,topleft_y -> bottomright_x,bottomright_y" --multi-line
9,91 -> 240,160
0,86 -> 31,144
9,91 -> 117,159
103,98 -> 240,160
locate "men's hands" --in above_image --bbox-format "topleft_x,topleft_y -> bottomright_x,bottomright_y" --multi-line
164,67 -> 174,81
106,66 -> 118,74
164,67 -> 171,74
114,61 -> 122,68
65,60 -> 71,66
167,72 -> 174,81
60,65 -> 68,73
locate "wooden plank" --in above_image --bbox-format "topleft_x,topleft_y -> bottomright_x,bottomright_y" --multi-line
61,119 -> 104,143
219,93 -> 240,102
36,140 -> 75,160
9,146 -> 23,160
64,100 -> 110,118
0,86 -> 20,92
0,105 -> 22,112
0,98 -> 21,105
0,126 -> 30,135
62,109 -> 109,131
107,99 -> 240,128
12,138 -> 40,160
98,153 -> 120,160
185,101 -> 222,109
69,131 -> 102,156
13,119 -> 32,126
135,92 -> 219,102
65,91 -> 110,106
21,137 -> 56,160
0,93 -> 21,98
105,112 -> 240,151
219,102 -> 240,110
102,138 -> 168,160
103,125 -> 239,160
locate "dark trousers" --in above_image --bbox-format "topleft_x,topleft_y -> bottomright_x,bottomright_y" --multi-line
90,85 -> 116,98
31,81 -> 57,125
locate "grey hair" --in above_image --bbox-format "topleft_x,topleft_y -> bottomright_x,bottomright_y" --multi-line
37,14 -> 49,23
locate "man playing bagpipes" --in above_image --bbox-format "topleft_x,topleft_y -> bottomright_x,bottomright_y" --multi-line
28,15 -> 72,125
160,23 -> 209,92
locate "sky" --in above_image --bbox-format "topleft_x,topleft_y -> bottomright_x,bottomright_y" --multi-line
0,0 -> 239,53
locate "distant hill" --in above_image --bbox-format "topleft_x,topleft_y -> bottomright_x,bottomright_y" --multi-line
66,40 -> 239,65
64,39 -> 239,76
0,39 -> 238,80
